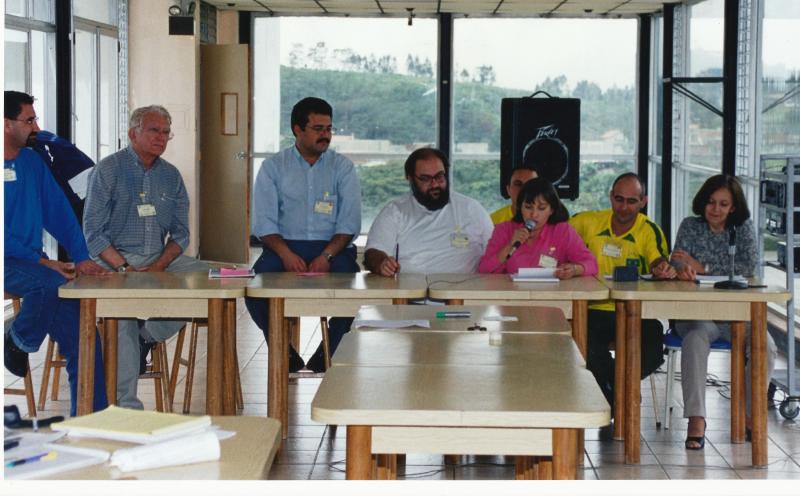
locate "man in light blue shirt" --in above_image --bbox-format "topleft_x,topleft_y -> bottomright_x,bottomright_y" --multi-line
246,97 -> 361,373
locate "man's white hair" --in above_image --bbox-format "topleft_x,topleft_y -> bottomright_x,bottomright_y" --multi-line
129,105 -> 172,130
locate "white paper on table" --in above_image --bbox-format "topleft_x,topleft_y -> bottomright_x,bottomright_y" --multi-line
4,429 -> 67,448
353,319 -> 431,329
511,267 -> 558,282
110,431 -> 220,473
483,315 -> 519,322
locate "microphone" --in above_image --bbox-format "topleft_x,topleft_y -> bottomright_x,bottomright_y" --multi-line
507,219 -> 536,260
714,225 -> 747,289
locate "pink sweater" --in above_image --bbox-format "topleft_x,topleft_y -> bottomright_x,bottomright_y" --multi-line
478,221 -> 598,275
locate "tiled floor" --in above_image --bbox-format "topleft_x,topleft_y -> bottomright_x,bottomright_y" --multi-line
5,301 -> 800,481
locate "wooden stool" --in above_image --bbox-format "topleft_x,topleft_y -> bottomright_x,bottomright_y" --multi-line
169,320 -> 243,413
3,293 -> 37,417
37,337 -> 67,410
141,341 -> 172,413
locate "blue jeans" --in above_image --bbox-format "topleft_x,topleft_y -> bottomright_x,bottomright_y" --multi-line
244,240 -> 358,355
4,257 -> 108,416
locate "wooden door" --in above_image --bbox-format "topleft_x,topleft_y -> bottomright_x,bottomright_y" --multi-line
199,44 -> 250,264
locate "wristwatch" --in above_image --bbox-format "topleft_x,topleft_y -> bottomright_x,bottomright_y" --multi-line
323,252 -> 334,263
116,262 -> 131,273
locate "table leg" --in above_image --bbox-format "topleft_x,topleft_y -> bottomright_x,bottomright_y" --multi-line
624,300 -> 641,464
392,298 -> 408,305
103,318 -> 118,406
537,458 -> 553,480
552,428 -> 579,479
614,301 -> 626,440
730,321 -> 746,444
346,425 -> 373,480
447,299 -> 464,305
206,298 -> 224,416
572,299 -> 588,358
375,454 -> 397,480
222,299 -> 237,415
77,298 -> 97,416
750,302 -> 768,467
515,456 -> 537,480
267,298 -> 288,438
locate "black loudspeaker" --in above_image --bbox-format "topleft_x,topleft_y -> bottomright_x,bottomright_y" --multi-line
500,96 -> 581,200
169,16 -> 194,36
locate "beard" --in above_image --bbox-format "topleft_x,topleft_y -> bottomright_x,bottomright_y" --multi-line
411,181 -> 450,211
25,132 -> 38,147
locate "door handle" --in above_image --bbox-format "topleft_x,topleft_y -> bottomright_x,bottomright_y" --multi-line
234,151 -> 250,160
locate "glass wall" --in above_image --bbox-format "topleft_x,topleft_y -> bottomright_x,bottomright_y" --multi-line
252,16 -> 438,233
451,17 -> 638,217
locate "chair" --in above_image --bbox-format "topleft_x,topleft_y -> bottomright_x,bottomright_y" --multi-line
141,340 -> 173,412
662,329 -> 731,429
37,337 -> 67,410
3,293 -> 37,417
169,320 -> 244,413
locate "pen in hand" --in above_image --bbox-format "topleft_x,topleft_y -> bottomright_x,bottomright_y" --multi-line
394,243 -> 400,275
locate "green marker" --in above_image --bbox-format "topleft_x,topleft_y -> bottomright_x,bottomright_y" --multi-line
435,311 -> 471,318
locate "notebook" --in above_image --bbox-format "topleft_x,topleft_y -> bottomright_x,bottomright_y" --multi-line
50,405 -> 212,444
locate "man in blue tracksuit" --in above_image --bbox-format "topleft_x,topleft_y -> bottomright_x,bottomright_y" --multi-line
4,90 -> 109,416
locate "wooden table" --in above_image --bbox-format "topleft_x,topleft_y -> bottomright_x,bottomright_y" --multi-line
312,363 -> 609,480
606,279 -> 790,466
40,416 -> 280,479
426,274 -> 608,359
332,330 -> 585,368
353,304 -> 572,334
245,272 -> 428,438
59,272 -> 248,416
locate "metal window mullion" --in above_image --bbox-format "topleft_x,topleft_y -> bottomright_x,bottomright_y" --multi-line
95,25 -> 102,161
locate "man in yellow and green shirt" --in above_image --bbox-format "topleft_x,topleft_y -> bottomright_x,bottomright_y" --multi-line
489,165 -> 538,224
570,172 -> 675,407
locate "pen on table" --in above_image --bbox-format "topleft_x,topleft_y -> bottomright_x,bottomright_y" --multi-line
436,311 -> 471,318
394,243 -> 400,276
5,451 -> 57,468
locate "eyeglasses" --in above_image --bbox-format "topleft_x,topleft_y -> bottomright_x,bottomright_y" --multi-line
414,171 -> 447,185
9,116 -> 38,125
142,127 -> 174,140
306,125 -> 334,134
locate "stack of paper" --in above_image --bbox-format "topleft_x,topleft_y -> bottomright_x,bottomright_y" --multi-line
696,275 -> 748,285
510,267 -> 558,282
208,267 -> 255,278
50,405 -> 212,444
5,443 -> 109,480
353,319 -> 431,329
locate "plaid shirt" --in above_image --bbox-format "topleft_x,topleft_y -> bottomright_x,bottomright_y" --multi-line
83,146 -> 189,258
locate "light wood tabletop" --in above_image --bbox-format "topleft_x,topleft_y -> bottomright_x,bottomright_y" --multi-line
426,273 -> 609,359
604,278 -> 790,467
59,272 -> 246,416
353,304 -> 572,334
331,331 -> 585,367
312,364 -> 609,480
41,416 -> 281,480
244,272 -> 429,439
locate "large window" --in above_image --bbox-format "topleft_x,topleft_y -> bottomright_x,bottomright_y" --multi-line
253,16 -> 438,233
451,18 -> 638,217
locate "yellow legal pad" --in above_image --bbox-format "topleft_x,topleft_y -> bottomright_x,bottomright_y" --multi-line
50,405 -> 212,444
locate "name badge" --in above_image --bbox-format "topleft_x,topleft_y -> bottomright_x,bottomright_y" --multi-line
602,242 -> 622,258
137,204 -> 157,217
539,254 -> 558,268
4,169 -> 17,182
450,232 -> 469,248
314,200 -> 334,215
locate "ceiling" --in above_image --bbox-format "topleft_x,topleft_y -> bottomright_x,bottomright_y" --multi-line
202,1 -> 685,17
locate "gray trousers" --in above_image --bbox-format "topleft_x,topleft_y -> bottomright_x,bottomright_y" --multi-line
98,253 -> 209,409
675,319 -> 776,418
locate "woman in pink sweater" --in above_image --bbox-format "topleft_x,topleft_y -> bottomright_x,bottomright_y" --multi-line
478,178 -> 597,279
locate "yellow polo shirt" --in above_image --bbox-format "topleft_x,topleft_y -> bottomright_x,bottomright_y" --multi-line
490,204 -> 514,225
569,209 -> 670,311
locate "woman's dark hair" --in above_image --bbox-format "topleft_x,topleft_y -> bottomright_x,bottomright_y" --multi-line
692,174 -> 750,227
512,177 -> 569,224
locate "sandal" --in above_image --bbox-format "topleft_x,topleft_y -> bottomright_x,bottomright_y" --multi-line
685,420 -> 707,450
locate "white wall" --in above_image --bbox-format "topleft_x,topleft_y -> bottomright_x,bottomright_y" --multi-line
128,1 -> 200,254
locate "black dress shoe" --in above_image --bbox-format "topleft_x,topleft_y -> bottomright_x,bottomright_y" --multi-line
306,346 -> 327,373
4,331 -> 29,378
289,347 -> 305,373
